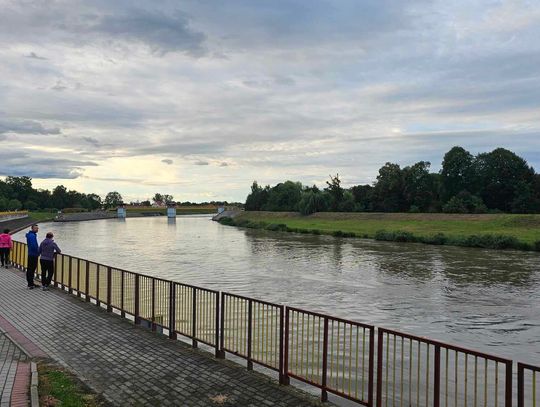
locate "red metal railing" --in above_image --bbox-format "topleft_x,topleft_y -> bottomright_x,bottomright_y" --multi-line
7,240 -> 540,406
518,362 -> 539,407
285,306 -> 375,405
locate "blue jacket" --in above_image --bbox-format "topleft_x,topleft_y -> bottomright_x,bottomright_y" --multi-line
26,231 -> 39,257
39,238 -> 61,261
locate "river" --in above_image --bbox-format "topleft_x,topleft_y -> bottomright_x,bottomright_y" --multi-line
13,215 -> 540,365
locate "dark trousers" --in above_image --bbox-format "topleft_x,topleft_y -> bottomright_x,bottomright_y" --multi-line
0,248 -> 9,266
40,259 -> 54,287
27,255 -> 39,286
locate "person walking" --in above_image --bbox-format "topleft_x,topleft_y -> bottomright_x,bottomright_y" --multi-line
39,232 -> 61,290
25,224 -> 39,289
0,229 -> 12,268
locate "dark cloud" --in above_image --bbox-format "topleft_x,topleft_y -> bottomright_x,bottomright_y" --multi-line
161,159 -> 173,165
25,52 -> 47,60
0,119 -> 61,135
194,160 -> 209,166
219,162 -> 229,167
82,136 -> 100,147
0,149 -> 98,179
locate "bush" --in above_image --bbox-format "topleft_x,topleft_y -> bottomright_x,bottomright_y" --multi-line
374,230 -> 418,243
409,205 -> 420,213
332,230 -> 344,237
450,234 -> 527,250
218,217 -> 234,226
310,229 -> 321,235
265,223 -> 288,232
421,233 -> 447,245
535,241 -> 540,251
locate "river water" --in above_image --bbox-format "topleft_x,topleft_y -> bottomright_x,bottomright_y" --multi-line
14,215 -> 540,364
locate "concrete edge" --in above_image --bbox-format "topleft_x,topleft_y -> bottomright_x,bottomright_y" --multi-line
31,361 -> 39,407
3,331 -> 32,358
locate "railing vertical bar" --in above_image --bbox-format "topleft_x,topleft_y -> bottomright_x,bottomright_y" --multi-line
434,345 -> 441,407
107,266 -> 112,312
376,329 -> 383,407
192,288 -> 197,348
247,299 -> 253,370
321,317 -> 329,402
504,361 -> 512,407
169,283 -> 176,340
517,363 -> 524,407
85,261 -> 90,302
134,274 -> 140,325
120,271 -> 125,318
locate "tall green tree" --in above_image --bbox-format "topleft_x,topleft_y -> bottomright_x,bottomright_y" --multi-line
440,146 -> 476,201
373,163 -> 405,212
476,148 -> 535,211
104,191 -> 123,208
325,174 -> 344,211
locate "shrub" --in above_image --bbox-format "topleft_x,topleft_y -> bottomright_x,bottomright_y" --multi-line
332,230 -> 344,237
218,217 -> 234,226
421,233 -> 447,245
374,230 -> 418,243
409,205 -> 420,213
535,241 -> 540,251
310,229 -> 321,235
265,223 -> 288,232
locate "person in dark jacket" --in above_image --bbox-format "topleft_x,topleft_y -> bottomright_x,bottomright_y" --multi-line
39,232 -> 61,290
25,224 -> 39,289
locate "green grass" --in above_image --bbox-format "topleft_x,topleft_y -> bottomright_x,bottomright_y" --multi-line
39,363 -> 102,406
28,211 -> 57,222
223,211 -> 540,250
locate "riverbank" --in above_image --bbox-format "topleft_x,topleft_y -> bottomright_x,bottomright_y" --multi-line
218,211 -> 540,251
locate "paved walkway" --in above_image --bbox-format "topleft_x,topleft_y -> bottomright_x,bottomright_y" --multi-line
0,330 -> 29,407
0,269 -> 326,407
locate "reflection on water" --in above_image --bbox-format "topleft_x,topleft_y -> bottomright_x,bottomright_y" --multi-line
14,216 -> 540,363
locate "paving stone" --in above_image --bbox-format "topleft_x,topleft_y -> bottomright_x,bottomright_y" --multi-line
0,269 -> 330,406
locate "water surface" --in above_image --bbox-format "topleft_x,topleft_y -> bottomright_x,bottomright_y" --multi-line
14,216 -> 540,364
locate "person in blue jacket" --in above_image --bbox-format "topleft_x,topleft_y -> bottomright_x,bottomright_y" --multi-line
25,224 -> 39,289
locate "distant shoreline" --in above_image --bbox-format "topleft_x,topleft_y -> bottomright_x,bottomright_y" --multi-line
217,211 -> 540,252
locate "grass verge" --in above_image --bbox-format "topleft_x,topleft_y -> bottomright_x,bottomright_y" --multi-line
218,211 -> 540,251
38,362 -> 107,407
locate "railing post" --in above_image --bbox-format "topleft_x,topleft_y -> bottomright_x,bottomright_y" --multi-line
96,266 -> 100,307
68,256 -> 73,294
151,278 -> 156,332
85,262 -> 90,302
282,307 -> 290,385
76,259 -> 81,297
134,274 -> 140,325
192,288 -> 198,348
376,329 -> 384,407
434,345 -> 441,407
247,299 -> 253,370
214,291 -> 221,358
60,255 -> 65,291
505,361 -> 512,407
169,283 -> 176,340
517,363 -> 524,407
368,327 -> 375,407
279,305 -> 286,384
107,266 -> 112,312
53,255 -> 58,288
120,271 -> 125,318
321,317 -> 329,402
218,292 -> 225,359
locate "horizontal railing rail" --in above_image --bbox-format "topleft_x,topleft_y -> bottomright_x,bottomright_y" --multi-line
285,306 -> 375,405
7,240 -> 540,406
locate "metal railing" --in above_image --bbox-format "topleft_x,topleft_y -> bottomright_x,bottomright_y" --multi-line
7,240 -> 539,406
518,363 -> 539,407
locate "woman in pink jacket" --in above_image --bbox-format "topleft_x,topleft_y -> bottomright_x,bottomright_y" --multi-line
0,229 -> 13,268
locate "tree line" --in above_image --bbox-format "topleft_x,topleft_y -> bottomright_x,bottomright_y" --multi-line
245,147 -> 540,214
0,177 -> 236,211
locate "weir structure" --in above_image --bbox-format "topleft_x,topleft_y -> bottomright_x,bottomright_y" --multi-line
8,240 -> 539,407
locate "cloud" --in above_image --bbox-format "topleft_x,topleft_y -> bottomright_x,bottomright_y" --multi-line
194,160 -> 209,166
161,159 -> 173,165
0,119 -> 61,135
25,52 -> 47,60
82,136 -> 100,146
219,162 -> 229,167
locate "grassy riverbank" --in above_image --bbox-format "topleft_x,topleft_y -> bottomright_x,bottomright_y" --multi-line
219,211 -> 540,251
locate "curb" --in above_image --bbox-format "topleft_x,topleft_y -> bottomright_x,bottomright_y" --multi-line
30,361 -> 39,407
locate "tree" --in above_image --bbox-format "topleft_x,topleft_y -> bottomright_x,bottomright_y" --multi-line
8,199 -> 22,210
152,193 -> 163,204
245,181 -> 269,211
263,181 -> 303,211
104,191 -> 123,208
402,161 -> 435,211
440,147 -> 476,201
51,185 -> 68,209
325,174 -> 344,211
350,184 -> 374,211
373,163 -> 405,212
298,190 -> 330,215
5,176 -> 33,203
476,148 -> 535,211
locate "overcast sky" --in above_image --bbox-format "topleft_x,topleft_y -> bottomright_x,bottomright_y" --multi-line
1,0 -> 539,202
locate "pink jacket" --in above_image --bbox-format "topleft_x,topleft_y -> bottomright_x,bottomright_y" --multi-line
0,233 -> 13,249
